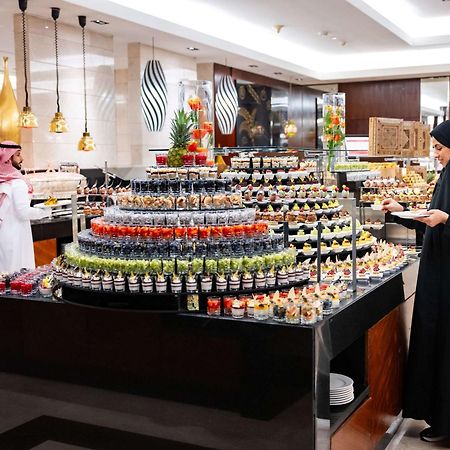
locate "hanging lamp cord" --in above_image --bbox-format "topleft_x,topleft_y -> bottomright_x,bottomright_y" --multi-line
21,10 -> 29,108
82,26 -> 87,132
54,16 -> 60,113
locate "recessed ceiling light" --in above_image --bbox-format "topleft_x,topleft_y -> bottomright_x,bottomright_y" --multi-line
274,72 -> 283,75
340,41 -> 347,47
44,25 -> 49,29
187,47 -> 199,51
331,36 -> 337,40
318,31 -> 329,37
91,19 -> 109,25
249,64 -> 258,68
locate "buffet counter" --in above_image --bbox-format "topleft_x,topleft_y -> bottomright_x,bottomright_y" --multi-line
0,260 -> 419,450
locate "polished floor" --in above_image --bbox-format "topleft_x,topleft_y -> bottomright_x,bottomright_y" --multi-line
386,419 -> 450,450
0,371 -> 448,449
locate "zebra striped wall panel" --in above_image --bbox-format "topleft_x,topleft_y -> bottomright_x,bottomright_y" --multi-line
215,75 -> 238,135
140,60 -> 168,132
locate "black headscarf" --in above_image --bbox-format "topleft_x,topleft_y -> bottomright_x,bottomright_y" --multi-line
430,120 -> 450,148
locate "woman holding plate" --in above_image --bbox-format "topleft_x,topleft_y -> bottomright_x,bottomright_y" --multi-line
382,120 -> 450,442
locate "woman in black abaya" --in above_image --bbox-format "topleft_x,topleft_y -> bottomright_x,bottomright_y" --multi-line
382,119 -> 450,442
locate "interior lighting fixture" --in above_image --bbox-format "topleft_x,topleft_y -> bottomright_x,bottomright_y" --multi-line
17,0 -> 38,128
215,74 -> 239,135
274,72 -> 283,75
49,7 -> 69,133
284,81 -> 298,138
186,47 -> 199,51
91,19 -> 109,25
78,15 -> 95,151
248,64 -> 258,68
140,37 -> 168,132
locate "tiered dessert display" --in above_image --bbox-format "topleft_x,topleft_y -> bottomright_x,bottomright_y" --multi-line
359,176 -> 435,231
54,169 -> 306,311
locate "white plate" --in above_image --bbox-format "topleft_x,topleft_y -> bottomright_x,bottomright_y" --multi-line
391,211 -> 431,219
330,395 -> 355,406
330,373 -> 354,390
34,199 -> 72,209
330,392 -> 354,400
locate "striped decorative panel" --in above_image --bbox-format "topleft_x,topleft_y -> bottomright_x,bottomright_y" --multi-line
215,75 -> 238,135
140,60 -> 168,132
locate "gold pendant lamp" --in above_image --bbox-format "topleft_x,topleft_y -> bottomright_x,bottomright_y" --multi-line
78,16 -> 95,151
17,0 -> 38,128
49,7 -> 68,133
0,57 -> 21,143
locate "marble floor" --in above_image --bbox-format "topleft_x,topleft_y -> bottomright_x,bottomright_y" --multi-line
0,371 -> 448,449
385,419 -> 450,450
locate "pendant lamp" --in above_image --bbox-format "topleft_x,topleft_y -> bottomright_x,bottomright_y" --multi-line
284,120 -> 298,138
215,75 -> 238,135
78,16 -> 95,151
284,82 -> 297,138
0,57 -> 21,143
49,7 -> 68,133
140,38 -> 168,132
17,0 -> 38,128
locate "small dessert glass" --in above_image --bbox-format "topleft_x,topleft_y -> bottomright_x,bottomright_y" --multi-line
207,296 -> 221,316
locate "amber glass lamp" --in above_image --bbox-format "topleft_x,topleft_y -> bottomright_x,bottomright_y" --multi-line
78,16 -> 95,151
18,0 -> 38,128
49,7 -> 68,133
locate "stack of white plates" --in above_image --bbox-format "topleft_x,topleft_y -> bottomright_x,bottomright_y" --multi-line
330,373 -> 354,406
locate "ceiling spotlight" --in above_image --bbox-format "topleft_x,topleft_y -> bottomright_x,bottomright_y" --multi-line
318,31 -> 329,37
274,24 -> 284,34
274,72 -> 283,75
187,47 -> 199,51
331,36 -> 337,40
90,19 -> 109,25
340,40 -> 347,47
249,64 -> 258,68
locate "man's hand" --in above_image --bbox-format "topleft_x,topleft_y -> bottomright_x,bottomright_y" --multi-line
381,198 -> 404,213
415,209 -> 449,228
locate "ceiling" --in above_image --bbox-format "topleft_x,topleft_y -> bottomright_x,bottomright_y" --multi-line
2,0 -> 450,85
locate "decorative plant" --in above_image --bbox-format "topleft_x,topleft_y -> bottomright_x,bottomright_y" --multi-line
323,93 -> 346,171
167,109 -> 192,167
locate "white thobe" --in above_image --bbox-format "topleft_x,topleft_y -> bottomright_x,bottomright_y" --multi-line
0,179 -> 49,273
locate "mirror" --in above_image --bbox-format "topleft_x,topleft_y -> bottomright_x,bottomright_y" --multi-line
421,77 -> 449,129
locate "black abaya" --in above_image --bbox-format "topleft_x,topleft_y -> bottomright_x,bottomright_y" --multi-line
402,166 -> 450,433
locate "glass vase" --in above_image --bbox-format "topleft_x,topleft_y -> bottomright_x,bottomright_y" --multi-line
178,80 -> 214,165
322,92 -> 346,171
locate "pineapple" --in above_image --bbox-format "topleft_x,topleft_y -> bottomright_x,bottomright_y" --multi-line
167,109 -> 192,167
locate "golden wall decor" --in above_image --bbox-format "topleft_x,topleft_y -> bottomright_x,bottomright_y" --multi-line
0,57 -> 20,144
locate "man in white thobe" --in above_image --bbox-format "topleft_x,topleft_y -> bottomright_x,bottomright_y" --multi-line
0,141 -> 48,273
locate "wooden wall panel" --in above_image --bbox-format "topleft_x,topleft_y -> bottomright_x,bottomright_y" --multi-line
338,79 -> 421,135
301,86 -> 319,148
214,65 -> 319,149
332,304 -> 409,450
34,239 -> 57,267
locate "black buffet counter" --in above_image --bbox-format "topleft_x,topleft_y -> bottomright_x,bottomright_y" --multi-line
0,261 -> 419,450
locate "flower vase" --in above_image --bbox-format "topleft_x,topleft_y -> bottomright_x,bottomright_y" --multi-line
178,80 -> 214,165
322,92 -> 346,171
